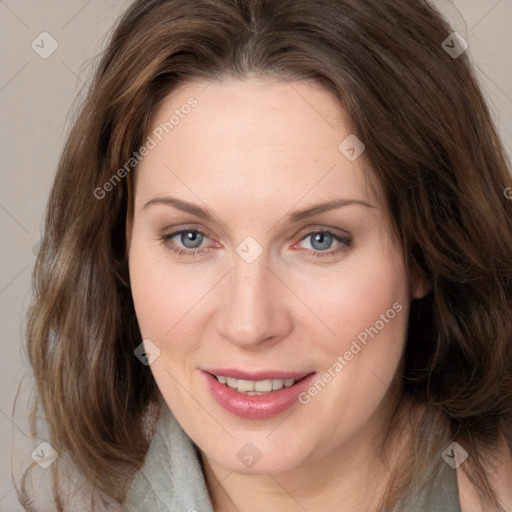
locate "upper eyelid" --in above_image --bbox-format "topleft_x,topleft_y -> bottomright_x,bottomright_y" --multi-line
163,225 -> 213,241
163,224 -> 351,237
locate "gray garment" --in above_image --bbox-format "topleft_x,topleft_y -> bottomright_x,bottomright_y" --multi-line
415,462 -> 462,511
125,404 -> 213,512
391,457 -> 462,512
124,405 -> 461,512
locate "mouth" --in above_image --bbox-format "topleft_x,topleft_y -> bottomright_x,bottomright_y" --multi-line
201,368 -> 316,419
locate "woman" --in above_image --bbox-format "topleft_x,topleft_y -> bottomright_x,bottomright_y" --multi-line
17,0 -> 512,510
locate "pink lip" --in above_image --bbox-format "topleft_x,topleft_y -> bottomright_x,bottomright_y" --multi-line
201,370 -> 317,419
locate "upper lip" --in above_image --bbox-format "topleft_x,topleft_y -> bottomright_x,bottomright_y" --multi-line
202,368 -> 315,380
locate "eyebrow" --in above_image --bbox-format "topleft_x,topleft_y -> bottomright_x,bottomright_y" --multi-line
142,195 -> 375,223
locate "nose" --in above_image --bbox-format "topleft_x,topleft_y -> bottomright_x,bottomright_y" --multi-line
216,248 -> 292,348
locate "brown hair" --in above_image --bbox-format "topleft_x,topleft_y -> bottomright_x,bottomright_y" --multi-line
17,0 -> 512,510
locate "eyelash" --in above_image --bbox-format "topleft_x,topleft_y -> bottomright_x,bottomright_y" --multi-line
160,226 -> 352,259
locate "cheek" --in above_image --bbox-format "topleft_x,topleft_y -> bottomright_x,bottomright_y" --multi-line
292,244 -> 410,352
294,245 -> 410,437
128,242 -> 230,386
128,240 -> 208,340
128,251 -> 171,339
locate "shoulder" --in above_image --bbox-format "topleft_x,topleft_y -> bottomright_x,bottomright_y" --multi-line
458,434 -> 512,512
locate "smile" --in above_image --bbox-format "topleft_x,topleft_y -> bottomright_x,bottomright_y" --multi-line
201,369 -> 317,419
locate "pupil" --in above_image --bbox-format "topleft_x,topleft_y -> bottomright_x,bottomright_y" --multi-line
312,232 -> 332,251
183,231 -> 203,248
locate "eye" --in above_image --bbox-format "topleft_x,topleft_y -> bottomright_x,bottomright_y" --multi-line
160,227 -> 352,260
295,230 -> 352,258
161,227 -> 213,258
169,230 -> 207,249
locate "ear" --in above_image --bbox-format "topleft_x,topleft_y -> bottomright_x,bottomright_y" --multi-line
410,266 -> 431,299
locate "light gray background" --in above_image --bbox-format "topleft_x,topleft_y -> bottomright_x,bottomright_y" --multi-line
1,1 -> 511,510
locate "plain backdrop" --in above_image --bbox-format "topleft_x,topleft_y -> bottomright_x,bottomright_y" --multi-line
1,0 -> 511,510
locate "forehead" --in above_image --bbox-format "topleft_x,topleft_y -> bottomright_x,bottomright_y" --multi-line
135,76 -> 381,210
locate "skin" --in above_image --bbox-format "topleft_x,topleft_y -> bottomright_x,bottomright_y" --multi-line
127,76 -> 511,511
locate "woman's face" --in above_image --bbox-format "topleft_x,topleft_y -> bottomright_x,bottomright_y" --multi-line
128,76 -> 425,474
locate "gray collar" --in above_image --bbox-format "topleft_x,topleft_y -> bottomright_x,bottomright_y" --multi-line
125,404 -> 214,512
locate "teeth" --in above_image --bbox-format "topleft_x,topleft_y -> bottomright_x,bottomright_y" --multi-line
215,375 -> 298,393
254,380 -> 272,392
272,379 -> 285,391
226,377 -> 238,388
237,379 -> 255,392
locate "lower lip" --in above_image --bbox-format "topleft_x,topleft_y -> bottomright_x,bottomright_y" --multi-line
202,371 -> 317,419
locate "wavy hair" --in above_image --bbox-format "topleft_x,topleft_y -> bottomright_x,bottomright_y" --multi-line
17,0 -> 512,510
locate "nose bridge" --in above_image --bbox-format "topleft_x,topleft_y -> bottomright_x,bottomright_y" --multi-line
217,246 -> 285,346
